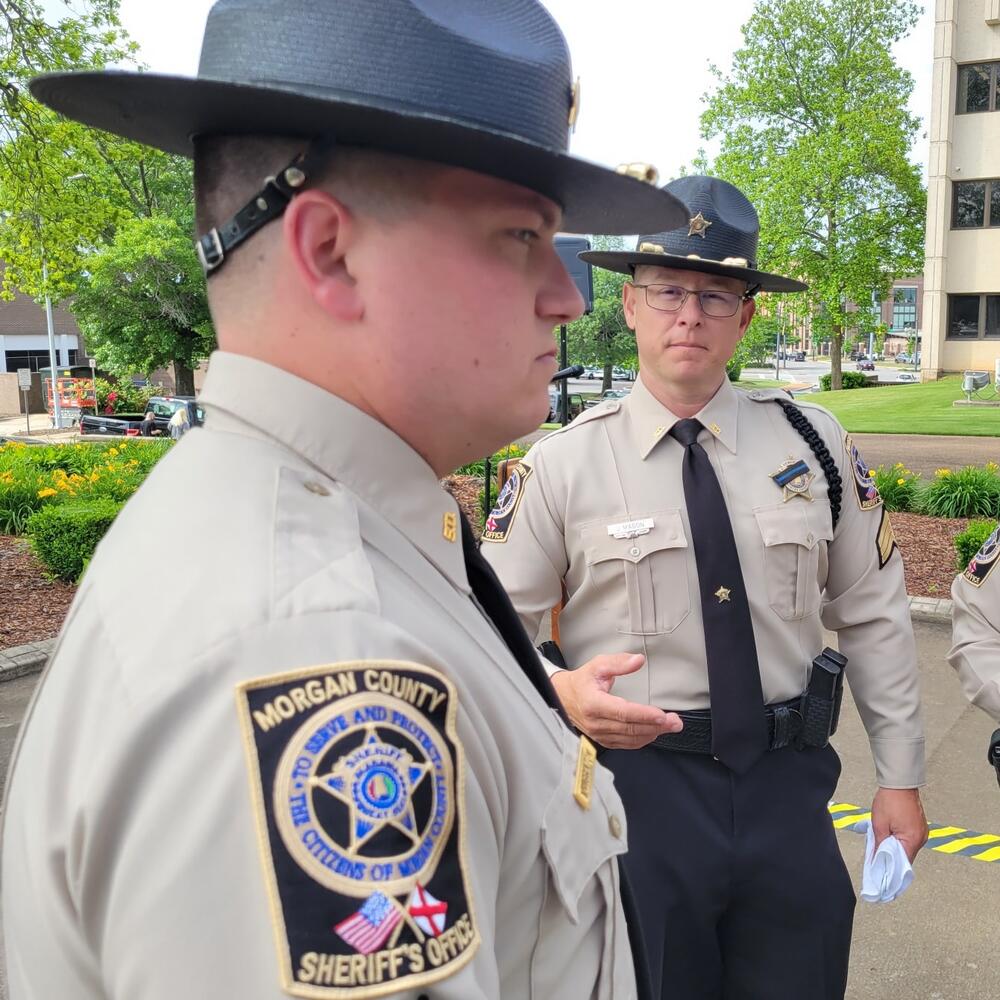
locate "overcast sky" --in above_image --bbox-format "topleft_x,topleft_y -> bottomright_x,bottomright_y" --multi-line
113,0 -> 934,178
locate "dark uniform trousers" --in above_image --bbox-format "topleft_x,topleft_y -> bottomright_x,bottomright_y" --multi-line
602,743 -> 856,1000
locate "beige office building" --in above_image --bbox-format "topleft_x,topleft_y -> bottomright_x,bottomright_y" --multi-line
923,0 -> 1000,378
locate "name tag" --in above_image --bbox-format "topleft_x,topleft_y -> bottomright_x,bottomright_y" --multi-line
573,735 -> 598,809
607,518 -> 654,540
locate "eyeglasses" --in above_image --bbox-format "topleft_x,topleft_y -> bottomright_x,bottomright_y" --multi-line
632,283 -> 750,318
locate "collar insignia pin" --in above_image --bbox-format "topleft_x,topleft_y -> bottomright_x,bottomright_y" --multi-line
442,511 -> 458,543
770,457 -> 815,503
688,212 -> 712,238
709,422 -> 721,435
715,586 -> 731,603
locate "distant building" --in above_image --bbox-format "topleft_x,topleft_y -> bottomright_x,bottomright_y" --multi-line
923,0 -> 1000,377
0,287 -> 84,373
874,276 -> 924,358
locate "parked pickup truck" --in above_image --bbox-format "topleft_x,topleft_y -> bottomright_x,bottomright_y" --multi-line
79,396 -> 204,437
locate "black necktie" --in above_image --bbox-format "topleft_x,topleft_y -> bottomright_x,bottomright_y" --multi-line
459,513 -> 654,1000
670,419 -> 767,773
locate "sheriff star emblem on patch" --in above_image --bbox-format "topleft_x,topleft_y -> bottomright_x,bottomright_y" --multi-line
964,525 -> 1000,588
687,212 -> 712,238
770,457 -> 815,502
237,661 -> 479,998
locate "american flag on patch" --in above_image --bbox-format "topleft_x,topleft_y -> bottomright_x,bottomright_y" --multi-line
334,891 -> 402,954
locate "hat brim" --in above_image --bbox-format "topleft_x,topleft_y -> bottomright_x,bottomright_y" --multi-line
579,249 -> 808,293
30,71 -> 688,236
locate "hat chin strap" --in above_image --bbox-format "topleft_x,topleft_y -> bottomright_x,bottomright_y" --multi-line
195,135 -> 337,276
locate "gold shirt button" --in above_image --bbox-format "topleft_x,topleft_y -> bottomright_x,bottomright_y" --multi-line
304,481 -> 330,497
608,814 -> 623,839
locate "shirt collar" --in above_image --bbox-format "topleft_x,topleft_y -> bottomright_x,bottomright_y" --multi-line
197,351 -> 469,591
626,373 -> 741,459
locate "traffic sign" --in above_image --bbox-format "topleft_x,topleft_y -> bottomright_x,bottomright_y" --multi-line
16,368 -> 32,390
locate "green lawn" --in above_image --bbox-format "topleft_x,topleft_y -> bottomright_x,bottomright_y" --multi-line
735,378 -> 786,389
804,376 -> 1000,436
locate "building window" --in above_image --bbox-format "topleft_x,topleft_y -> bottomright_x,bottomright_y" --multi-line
957,62 -> 998,114
891,286 -> 917,332
947,294 -> 1000,339
2,350 -> 54,373
948,296 -> 981,338
953,179 -> 1000,228
987,297 -> 1000,340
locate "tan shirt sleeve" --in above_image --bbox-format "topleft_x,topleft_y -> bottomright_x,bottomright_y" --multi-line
949,539 -> 1000,722
816,415 -> 925,788
481,445 -> 569,647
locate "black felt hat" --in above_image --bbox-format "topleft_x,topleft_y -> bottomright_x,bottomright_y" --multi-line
581,175 -> 807,293
29,0 -> 687,238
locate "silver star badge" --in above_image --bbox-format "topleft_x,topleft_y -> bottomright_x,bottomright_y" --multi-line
688,212 -> 712,239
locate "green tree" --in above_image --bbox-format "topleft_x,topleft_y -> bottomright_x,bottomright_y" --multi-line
701,0 -> 925,389
567,236 -> 636,391
71,216 -> 213,394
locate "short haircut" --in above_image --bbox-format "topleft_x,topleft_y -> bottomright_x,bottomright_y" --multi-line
193,135 -> 436,237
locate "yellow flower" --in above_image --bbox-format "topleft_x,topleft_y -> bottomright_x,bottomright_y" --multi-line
935,468 -> 951,477
37,487 -> 57,498
108,447 -> 119,457
896,478 -> 905,486
867,469 -> 875,477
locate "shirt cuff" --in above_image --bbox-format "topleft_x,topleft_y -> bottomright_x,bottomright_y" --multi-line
870,737 -> 926,788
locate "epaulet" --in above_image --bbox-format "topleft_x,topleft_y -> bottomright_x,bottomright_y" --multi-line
742,388 -> 795,404
546,400 -> 622,439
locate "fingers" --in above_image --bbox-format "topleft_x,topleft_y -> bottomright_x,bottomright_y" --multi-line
579,695 -> 682,750
582,653 -> 646,685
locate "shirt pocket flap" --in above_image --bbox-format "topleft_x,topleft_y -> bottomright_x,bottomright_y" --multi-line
580,508 -> 688,567
540,740 -> 627,922
754,501 -> 833,551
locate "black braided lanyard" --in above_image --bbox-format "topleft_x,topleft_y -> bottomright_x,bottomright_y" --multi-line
773,399 -> 843,532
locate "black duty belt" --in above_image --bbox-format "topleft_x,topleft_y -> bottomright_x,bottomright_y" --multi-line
652,696 -> 805,756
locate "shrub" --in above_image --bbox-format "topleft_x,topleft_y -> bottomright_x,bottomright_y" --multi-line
918,465 -> 1000,520
872,463 -> 921,512
0,439 -> 171,535
454,442 -> 527,478
954,519 -> 999,570
818,370 -> 871,391
26,497 -> 124,582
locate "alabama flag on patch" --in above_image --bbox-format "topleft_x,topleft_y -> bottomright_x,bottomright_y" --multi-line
334,891 -> 401,954
407,883 -> 448,937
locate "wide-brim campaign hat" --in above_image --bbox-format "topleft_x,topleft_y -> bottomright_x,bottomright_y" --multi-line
29,0 -> 688,241
581,175 -> 807,293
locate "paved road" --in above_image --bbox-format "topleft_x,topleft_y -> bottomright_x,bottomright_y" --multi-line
1,622 -> 998,998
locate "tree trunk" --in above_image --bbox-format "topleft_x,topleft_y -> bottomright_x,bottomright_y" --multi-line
830,325 -> 843,391
173,359 -> 196,396
602,362 -> 612,394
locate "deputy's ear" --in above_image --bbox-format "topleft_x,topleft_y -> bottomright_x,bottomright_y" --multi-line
622,280 -> 639,330
282,190 -> 363,322
738,296 -> 756,337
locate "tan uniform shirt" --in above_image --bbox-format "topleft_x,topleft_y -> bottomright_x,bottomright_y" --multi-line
483,375 -> 924,788
949,524 -> 1000,722
1,352 -> 635,1000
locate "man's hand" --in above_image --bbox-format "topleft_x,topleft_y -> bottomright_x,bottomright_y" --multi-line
871,787 -> 928,863
550,653 -> 683,750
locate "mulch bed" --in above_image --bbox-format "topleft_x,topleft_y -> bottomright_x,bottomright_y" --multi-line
0,535 -> 77,649
0,506 -> 974,652
890,512 -> 969,599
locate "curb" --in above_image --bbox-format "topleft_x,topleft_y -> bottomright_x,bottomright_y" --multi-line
0,600 -> 953,684
908,596 -> 952,624
0,639 -> 55,684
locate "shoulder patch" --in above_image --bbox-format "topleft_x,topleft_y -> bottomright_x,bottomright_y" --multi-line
481,462 -> 532,544
237,661 -> 479,998
844,434 -> 882,511
964,525 -> 1000,588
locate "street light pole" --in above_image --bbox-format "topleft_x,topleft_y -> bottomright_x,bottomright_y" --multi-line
41,257 -> 63,429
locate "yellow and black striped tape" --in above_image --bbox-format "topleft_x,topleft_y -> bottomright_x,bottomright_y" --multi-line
829,801 -> 1000,863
